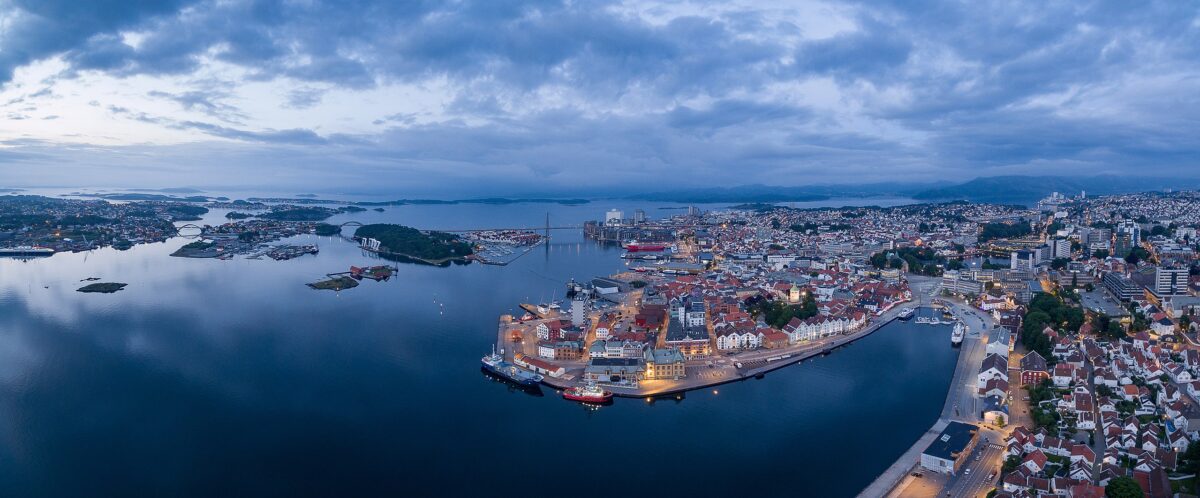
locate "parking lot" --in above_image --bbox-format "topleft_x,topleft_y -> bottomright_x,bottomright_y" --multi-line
1079,289 -> 1128,317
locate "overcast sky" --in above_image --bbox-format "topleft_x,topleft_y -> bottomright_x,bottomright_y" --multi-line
1,0 -> 1198,195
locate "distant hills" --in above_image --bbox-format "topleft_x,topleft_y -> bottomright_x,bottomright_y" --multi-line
626,182 -> 939,204
630,176 -> 1200,205
911,175 -> 1200,203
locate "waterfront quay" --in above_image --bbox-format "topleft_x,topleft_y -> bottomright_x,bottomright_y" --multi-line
858,278 -> 1003,498
494,291 -> 919,398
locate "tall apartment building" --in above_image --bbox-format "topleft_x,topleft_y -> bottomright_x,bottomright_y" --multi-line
1155,266 -> 1190,297
1051,238 -> 1072,259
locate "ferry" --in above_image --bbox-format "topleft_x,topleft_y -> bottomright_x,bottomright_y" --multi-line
951,322 -> 965,345
481,346 -> 544,387
897,308 -> 915,321
562,382 -> 613,404
0,246 -> 55,257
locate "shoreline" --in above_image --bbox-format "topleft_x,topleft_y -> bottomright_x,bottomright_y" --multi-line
530,300 -> 916,399
361,246 -> 469,266
856,298 -> 991,498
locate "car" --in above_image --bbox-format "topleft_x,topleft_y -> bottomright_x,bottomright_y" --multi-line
911,472 -> 923,478
987,473 -> 995,480
964,468 -> 971,475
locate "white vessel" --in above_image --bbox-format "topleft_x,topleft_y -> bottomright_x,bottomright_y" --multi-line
951,321 -> 965,345
0,246 -> 55,257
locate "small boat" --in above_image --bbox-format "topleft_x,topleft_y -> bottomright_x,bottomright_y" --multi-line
562,382 -> 613,404
951,322 -> 965,345
481,345 -> 544,387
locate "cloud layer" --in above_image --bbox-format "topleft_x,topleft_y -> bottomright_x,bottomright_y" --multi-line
1,0 -> 1198,194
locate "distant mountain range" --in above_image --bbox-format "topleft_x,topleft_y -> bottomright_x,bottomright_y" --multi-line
630,176 -> 1200,205
625,182 -> 940,204
910,175 -> 1200,203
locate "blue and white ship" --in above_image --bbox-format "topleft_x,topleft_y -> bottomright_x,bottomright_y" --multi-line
481,345 -> 544,387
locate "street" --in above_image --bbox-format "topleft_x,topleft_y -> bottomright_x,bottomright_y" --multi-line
939,429 -> 1005,498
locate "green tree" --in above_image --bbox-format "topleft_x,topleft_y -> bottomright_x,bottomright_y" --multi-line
1105,476 -> 1144,498
869,251 -> 889,269
1002,455 -> 1022,473
1094,249 -> 1110,259
1180,441 -> 1200,474
1125,246 -> 1151,265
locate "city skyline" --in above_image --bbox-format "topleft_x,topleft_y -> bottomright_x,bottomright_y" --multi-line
3,0 -> 1199,194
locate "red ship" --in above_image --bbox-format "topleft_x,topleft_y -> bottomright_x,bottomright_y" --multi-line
562,383 -> 613,404
622,241 -> 667,252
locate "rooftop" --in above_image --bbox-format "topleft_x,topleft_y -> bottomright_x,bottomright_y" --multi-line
922,421 -> 977,461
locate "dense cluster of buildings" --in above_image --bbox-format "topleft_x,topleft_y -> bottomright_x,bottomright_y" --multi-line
996,329 -> 1200,497
0,196 -> 201,252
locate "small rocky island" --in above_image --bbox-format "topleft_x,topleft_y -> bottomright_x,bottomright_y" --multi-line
77,282 -> 128,293
307,276 -> 359,291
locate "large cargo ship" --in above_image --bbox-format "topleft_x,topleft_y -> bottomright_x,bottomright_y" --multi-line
0,246 -> 55,257
622,240 -> 667,252
481,346 -> 544,387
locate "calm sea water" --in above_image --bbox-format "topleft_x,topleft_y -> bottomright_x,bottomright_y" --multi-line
0,199 -> 956,497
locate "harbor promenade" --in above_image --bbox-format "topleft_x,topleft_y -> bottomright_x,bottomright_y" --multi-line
857,287 -> 993,498
536,301 -> 914,397
855,333 -> 982,498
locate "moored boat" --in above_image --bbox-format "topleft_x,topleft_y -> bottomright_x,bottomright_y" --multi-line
898,307 -> 915,321
0,245 -> 55,257
622,240 -> 667,252
951,321 -> 965,345
482,345 -> 544,387
562,382 -> 613,404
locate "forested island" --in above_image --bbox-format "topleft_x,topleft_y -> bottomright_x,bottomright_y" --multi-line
258,207 -> 337,221
354,223 -> 474,263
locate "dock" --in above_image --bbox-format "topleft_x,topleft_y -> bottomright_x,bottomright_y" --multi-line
502,300 -> 918,399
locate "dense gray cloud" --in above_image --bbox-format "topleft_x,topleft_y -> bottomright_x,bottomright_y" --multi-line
1,0 -> 1198,193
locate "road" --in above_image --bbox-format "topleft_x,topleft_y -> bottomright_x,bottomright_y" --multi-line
1007,349 -> 1033,429
938,429 -> 1005,498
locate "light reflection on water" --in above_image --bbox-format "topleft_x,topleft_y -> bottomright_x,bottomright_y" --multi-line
0,198 -> 954,497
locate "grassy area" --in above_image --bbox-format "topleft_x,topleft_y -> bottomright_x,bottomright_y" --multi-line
1171,476 -> 1195,494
